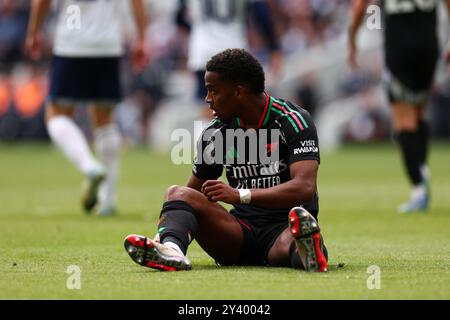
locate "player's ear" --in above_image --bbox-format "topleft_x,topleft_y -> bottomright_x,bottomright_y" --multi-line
235,85 -> 246,98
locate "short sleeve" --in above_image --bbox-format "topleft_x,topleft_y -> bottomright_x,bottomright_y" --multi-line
280,104 -> 320,165
192,121 -> 224,180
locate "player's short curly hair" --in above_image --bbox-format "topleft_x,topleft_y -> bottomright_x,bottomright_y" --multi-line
206,48 -> 265,94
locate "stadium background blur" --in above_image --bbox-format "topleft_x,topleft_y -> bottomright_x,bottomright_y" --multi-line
1,0 -> 449,150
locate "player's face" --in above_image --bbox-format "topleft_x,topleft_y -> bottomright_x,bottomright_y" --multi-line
204,71 -> 238,121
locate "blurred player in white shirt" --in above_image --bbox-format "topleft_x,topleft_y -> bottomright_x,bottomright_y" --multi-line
25,0 -> 149,216
176,0 -> 282,118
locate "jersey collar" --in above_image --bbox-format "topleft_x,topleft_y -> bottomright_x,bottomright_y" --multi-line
236,93 -> 271,129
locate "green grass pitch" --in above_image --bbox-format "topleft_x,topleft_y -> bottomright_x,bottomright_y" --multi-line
0,142 -> 449,299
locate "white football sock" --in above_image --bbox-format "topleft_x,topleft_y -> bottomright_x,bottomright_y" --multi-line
47,115 -> 103,175
94,123 -> 121,210
420,165 -> 430,181
163,241 -> 184,256
411,184 -> 427,200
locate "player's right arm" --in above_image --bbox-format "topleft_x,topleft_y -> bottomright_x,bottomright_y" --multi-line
347,0 -> 371,68
186,175 -> 206,192
187,120 -> 224,193
25,0 -> 52,60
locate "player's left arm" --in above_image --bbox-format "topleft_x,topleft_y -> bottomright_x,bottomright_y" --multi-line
130,0 -> 150,72
250,160 -> 318,208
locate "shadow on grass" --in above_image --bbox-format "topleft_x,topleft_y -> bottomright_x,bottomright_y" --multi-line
130,262 -> 351,274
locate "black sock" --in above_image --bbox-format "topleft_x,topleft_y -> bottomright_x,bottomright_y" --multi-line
417,120 -> 429,169
157,200 -> 198,255
289,241 -> 304,270
396,131 -> 422,185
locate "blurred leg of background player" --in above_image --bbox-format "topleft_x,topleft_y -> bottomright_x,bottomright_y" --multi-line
91,105 -> 121,216
46,103 -> 105,214
392,102 -> 430,213
46,103 -> 121,215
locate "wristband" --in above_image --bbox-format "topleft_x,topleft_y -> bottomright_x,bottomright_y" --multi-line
238,189 -> 251,204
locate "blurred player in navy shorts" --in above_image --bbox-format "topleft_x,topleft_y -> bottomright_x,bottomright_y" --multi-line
25,0 -> 149,215
176,0 -> 283,122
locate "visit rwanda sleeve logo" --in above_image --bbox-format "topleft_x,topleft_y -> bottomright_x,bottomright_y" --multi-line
293,140 -> 318,155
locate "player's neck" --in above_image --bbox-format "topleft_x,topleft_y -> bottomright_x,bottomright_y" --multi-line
238,93 -> 268,129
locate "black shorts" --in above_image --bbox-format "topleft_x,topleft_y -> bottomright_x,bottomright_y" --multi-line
384,48 -> 438,105
230,211 -> 288,266
49,55 -> 122,105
